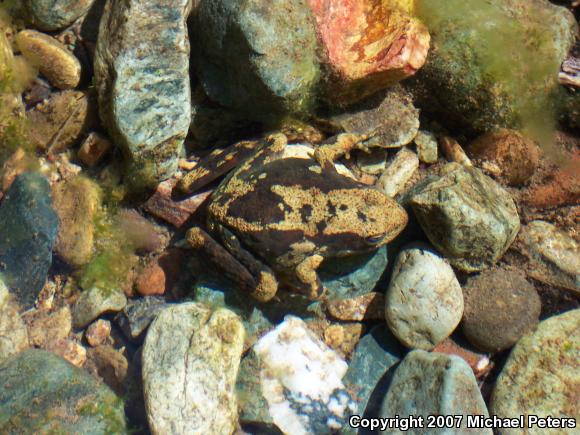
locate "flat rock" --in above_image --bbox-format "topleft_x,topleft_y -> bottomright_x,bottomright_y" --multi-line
252,316 -> 356,435
0,349 -> 127,434
385,243 -> 464,350
462,268 -> 541,352
0,280 -> 29,363
115,296 -> 167,342
0,172 -> 59,309
24,0 -> 95,31
72,286 -> 127,328
491,309 -> 579,435
94,0 -> 192,189
379,350 -> 492,434
142,302 -> 244,435
516,220 -> 579,294
193,0 -> 320,119
409,163 -> 520,272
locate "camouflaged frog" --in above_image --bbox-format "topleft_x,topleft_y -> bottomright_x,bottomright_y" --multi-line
179,133 -> 408,302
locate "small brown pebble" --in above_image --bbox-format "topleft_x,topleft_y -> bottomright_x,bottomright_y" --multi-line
136,261 -> 166,296
433,337 -> 492,378
77,132 -> 113,167
85,319 -> 112,347
23,306 -> 72,348
439,136 -> 472,167
325,292 -> 384,321
86,345 -> 129,395
56,339 -> 87,367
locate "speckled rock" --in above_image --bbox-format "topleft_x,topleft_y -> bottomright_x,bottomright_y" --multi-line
0,172 -> 59,309
462,268 -> 541,352
377,148 -> 419,198
516,221 -> 579,294
414,130 -> 438,164
142,302 -> 244,435
0,349 -> 128,434
192,0 -> 320,119
385,243 -> 463,350
24,0 -> 95,31
53,176 -> 100,267
491,309 -> 579,434
0,280 -> 29,363
409,163 -> 520,272
252,316 -> 356,435
115,296 -> 167,342
72,286 -> 127,328
94,0 -> 192,189
379,350 -> 492,434
343,326 -> 404,433
16,30 -> 81,90
85,319 -> 111,347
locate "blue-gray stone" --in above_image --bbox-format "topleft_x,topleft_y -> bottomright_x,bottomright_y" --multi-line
25,0 -> 95,31
379,350 -> 491,434
343,326 -> 404,435
115,296 -> 168,342
0,349 -> 128,434
0,172 -> 58,309
320,246 -> 388,301
94,0 -> 191,189
192,0 -> 320,120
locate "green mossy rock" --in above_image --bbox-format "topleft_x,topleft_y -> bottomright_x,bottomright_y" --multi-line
25,0 -> 94,31
0,349 -> 128,434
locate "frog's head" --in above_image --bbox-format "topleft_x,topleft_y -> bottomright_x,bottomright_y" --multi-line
321,188 -> 408,256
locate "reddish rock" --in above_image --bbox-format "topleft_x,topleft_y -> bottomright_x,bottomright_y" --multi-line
143,178 -> 212,227
309,0 -> 430,105
85,319 -> 112,347
524,153 -> 580,208
86,345 -> 129,395
77,132 -> 113,167
135,249 -> 183,296
433,337 -> 492,378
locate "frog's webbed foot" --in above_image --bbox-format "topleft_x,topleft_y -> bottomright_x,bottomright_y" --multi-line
294,254 -> 326,300
187,226 -> 278,302
313,133 -> 369,170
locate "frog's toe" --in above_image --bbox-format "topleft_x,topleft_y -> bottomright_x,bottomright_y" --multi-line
252,271 -> 278,302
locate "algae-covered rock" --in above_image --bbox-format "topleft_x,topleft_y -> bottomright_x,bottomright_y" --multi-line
409,163 -> 520,272
73,285 -> 127,328
0,349 -> 128,434
142,302 -> 244,435
490,309 -> 579,435
193,0 -> 320,119
94,0 -> 192,189
0,172 -> 59,309
24,0 -> 95,31
411,0 -> 577,135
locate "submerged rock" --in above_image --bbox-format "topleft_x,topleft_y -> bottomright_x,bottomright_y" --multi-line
72,286 -> 127,328
491,309 -> 579,435
115,296 -> 168,342
409,163 -> 520,272
0,172 -> 59,309
142,302 -> 244,435
0,349 -> 127,434
0,280 -> 29,363
24,0 -> 95,31
94,0 -> 192,189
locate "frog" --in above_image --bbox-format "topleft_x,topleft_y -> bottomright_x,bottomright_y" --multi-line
182,133 -> 408,302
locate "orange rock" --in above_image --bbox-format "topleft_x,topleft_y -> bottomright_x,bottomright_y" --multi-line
525,154 -> 580,208
77,132 -> 113,167
135,249 -> 183,296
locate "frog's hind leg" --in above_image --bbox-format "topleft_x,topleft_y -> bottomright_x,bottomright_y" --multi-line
187,226 -> 278,302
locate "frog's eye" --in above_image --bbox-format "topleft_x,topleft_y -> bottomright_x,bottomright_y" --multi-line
366,234 -> 385,245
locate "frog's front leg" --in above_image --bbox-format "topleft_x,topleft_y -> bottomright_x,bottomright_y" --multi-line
294,254 -> 325,300
313,133 -> 370,170
187,226 -> 278,302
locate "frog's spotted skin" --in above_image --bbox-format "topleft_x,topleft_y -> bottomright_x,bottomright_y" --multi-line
186,134 -> 408,301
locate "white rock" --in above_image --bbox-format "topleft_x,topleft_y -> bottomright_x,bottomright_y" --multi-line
377,148 -> 419,197
385,243 -> 464,350
253,316 -> 356,435
142,302 -> 244,435
414,130 -> 438,164
0,278 -> 29,362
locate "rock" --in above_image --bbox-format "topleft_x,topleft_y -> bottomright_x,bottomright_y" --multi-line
379,350 -> 492,434
357,149 -> 388,175
253,316 -> 356,434
16,30 -> 81,90
409,163 -> 520,272
85,319 -> 111,347
53,176 -> 100,267
26,90 -> 95,152
86,345 -> 128,396
414,130 -> 438,164
319,245 -> 388,302
322,322 -> 364,358
439,136 -> 473,167
50,338 -> 87,367
462,268 -> 541,352
326,292 -> 384,321
114,209 -> 168,254
343,326 -> 404,432
115,296 -> 167,342
0,349 -> 128,433
77,131 -> 113,167
490,309 -> 579,434
377,148 -> 420,197
23,306 -> 72,348
142,302 -> 244,435
411,0 -> 577,133
135,249 -> 182,296
515,220 -> 579,293
0,280 -> 29,362
328,85 -> 420,149
433,337 -> 492,378
0,172 -> 59,309
385,243 -> 464,350
143,178 -> 212,228
310,0 -> 430,105
72,286 -> 127,328
236,349 -> 275,428
467,129 -> 540,185
94,0 -> 192,189
193,0 -> 319,119
24,0 -> 95,31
